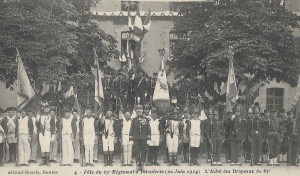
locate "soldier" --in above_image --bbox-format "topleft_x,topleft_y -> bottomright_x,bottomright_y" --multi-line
103,73 -> 113,112
166,110 -> 183,166
2,107 -> 18,163
93,112 -> 100,163
267,110 -> 281,166
261,110 -> 270,163
248,107 -> 263,166
286,111 -> 300,166
207,110 -> 224,166
39,105 -> 56,166
49,107 -> 58,163
187,108 -> 203,166
223,111 -> 233,163
244,108 -> 253,163
58,108 -> 74,166
229,106 -> 247,166
0,108 -> 6,166
181,107 -> 190,163
146,106 -> 163,166
71,109 -> 80,163
118,107 -> 133,166
134,71 -> 147,105
79,108 -> 97,167
203,108 -> 213,163
279,109 -> 288,163
99,110 -> 118,166
28,110 -> 39,163
129,105 -> 151,171
15,109 -> 33,166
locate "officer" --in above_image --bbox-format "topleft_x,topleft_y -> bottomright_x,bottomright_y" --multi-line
249,107 -> 263,166
223,111 -> 233,163
229,106 -> 246,166
207,110 -> 224,166
267,110 -> 281,166
129,105 -> 151,171
286,111 -> 300,166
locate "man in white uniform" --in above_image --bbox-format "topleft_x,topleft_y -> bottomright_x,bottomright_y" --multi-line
49,108 -> 58,163
119,108 -> 133,166
3,107 -> 17,163
28,110 -> 39,163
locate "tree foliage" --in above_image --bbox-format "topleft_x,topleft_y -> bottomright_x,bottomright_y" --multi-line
171,0 -> 300,108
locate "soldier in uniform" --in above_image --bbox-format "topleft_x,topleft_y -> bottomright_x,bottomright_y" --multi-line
79,108 -> 97,167
103,73 -> 113,112
15,109 -> 33,166
203,108 -> 213,163
129,105 -> 151,171
248,107 -> 263,166
93,113 -> 100,163
279,109 -> 288,163
187,108 -> 203,166
146,106 -> 163,166
223,111 -> 233,163
286,111 -> 300,166
39,105 -> 56,166
166,110 -> 183,166
58,108 -> 74,166
3,107 -> 18,163
261,110 -> 270,163
134,71 -> 147,105
0,108 -> 6,166
28,110 -> 39,163
229,106 -> 247,166
181,107 -> 190,163
207,110 -> 224,166
49,107 -> 58,163
71,109 -> 80,163
99,110 -> 118,166
267,110 -> 282,166
244,108 -> 254,163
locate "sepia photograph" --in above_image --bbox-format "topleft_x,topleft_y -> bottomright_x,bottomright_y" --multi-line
0,0 -> 300,175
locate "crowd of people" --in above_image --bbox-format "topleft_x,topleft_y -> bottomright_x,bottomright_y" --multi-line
0,102 -> 299,171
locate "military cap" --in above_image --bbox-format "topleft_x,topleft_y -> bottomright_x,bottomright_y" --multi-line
72,109 -> 78,113
26,109 -> 34,113
280,109 -> 286,113
287,111 -> 293,115
271,110 -> 277,114
135,104 -> 143,110
227,111 -> 233,115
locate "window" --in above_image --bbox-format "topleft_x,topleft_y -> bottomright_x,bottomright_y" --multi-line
169,31 -> 187,55
121,1 -> 139,11
266,88 -> 284,111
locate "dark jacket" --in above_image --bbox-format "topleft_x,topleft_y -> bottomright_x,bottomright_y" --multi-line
206,118 -> 224,140
286,118 -> 300,138
229,117 -> 247,141
129,115 -> 151,140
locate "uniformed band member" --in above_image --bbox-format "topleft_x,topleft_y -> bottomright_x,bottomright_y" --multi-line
166,110 -> 183,166
119,108 -> 133,166
147,106 -> 163,166
3,107 -> 18,163
223,111 -> 233,163
248,107 -> 263,166
187,108 -> 202,166
181,107 -> 190,163
71,110 -> 80,163
15,109 -> 33,166
129,105 -> 151,171
79,108 -> 97,167
39,105 -> 56,166
28,110 -> 39,163
286,111 -> 300,166
99,110 -> 118,166
207,110 -> 224,166
230,107 -> 246,166
58,109 -> 74,166
49,108 -> 58,163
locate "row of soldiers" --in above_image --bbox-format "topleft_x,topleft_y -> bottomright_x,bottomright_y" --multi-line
0,103 -> 299,171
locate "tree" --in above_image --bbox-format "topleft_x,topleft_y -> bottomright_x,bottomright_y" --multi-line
171,0 -> 300,110
0,0 -> 118,109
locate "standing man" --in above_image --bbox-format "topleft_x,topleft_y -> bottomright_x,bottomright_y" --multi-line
286,111 -> 300,166
28,110 -> 39,163
262,110 -> 271,163
223,111 -> 233,163
207,110 -> 224,166
0,108 -> 6,166
249,107 -> 263,166
80,108 -> 97,167
71,109 -> 80,163
204,109 -> 213,163
129,105 -> 151,171
99,110 -> 118,166
244,108 -> 253,163
119,108 -> 133,166
279,109 -> 288,163
93,113 -> 100,163
58,108 -> 74,166
39,105 -> 56,166
49,107 -> 58,163
229,106 -> 247,166
181,107 -> 190,163
3,107 -> 18,163
267,110 -> 282,166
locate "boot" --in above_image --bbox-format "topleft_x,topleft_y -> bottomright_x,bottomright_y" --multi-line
173,155 -> 180,166
108,153 -> 113,166
103,154 -> 108,166
140,162 -> 145,171
153,155 -> 160,166
136,163 -> 140,172
46,156 -> 51,166
39,157 -> 46,166
167,155 -> 172,166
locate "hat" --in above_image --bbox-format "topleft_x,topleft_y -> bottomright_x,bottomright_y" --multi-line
144,103 -> 150,110
271,110 -> 277,114
208,108 -> 213,115
135,105 -> 143,110
151,106 -> 158,113
248,108 -> 253,114
214,110 -> 219,116
193,108 -> 200,114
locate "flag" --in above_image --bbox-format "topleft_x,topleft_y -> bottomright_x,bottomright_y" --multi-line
128,10 -> 134,31
16,49 -> 35,109
40,83 -> 50,96
143,8 -> 151,32
57,81 -> 62,92
63,86 -> 74,99
214,82 -> 220,94
153,58 -> 170,113
132,7 -> 144,42
94,48 -> 104,107
220,81 -> 226,95
226,54 -> 239,112
126,38 -> 133,70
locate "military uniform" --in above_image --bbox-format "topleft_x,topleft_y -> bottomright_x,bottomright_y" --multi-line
103,74 -> 113,112
0,116 -> 6,166
49,114 -> 58,163
223,112 -> 233,163
181,110 -> 190,163
261,111 -> 270,163
286,115 -> 300,166
279,114 -> 288,163
71,114 -> 80,163
267,111 -> 282,166
129,105 -> 151,171
118,111 -> 133,166
28,114 -> 39,163
58,115 -> 74,166
203,109 -> 213,163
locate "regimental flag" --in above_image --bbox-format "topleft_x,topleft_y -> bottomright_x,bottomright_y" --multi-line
94,48 -> 104,107
143,8 -> 151,32
132,7 -> 144,42
128,10 -> 134,31
63,86 -> 74,99
16,49 -> 35,109
153,58 -> 170,113
226,54 -> 239,112
126,38 -> 133,70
